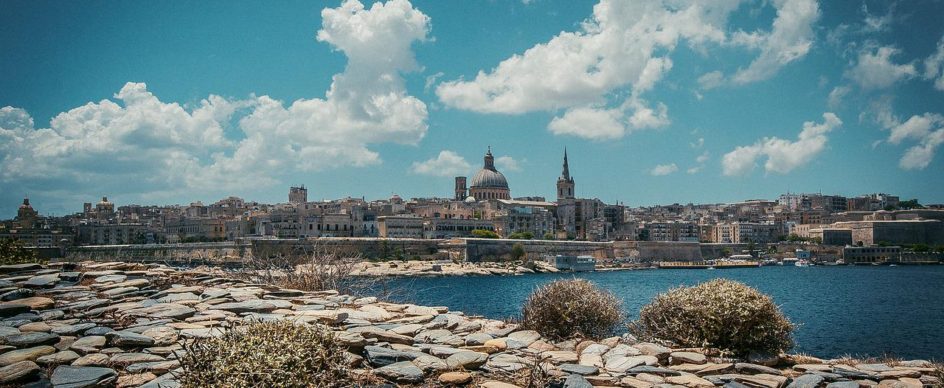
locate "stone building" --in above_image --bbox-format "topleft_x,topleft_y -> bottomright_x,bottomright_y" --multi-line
377,216 -> 425,238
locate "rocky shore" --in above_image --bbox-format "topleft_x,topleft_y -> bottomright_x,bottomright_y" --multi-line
0,261 -> 939,387
350,260 -> 564,277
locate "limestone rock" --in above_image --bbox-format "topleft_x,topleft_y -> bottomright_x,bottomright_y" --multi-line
0,345 -> 56,366
439,371 -> 473,385
375,361 -> 425,383
0,360 -> 40,384
446,351 -> 488,370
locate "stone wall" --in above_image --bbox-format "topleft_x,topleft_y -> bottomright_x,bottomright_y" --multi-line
611,241 -> 703,262
460,238 -> 611,262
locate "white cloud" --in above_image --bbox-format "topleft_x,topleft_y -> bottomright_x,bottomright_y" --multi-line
899,129 -> 944,170
424,71 -> 444,92
687,151 -> 709,174
861,3 -> 895,33
827,86 -> 849,109
696,151 -> 710,163
698,71 -> 724,90
887,113 -> 942,145
495,156 -> 522,172
924,36 -> 944,91
436,0 -> 818,139
649,163 -> 678,176
722,113 -> 842,176
410,150 -> 471,177
690,137 -> 705,148
846,45 -> 917,89
547,106 -> 626,140
730,0 -> 820,84
882,113 -> 944,170
0,0 -> 431,204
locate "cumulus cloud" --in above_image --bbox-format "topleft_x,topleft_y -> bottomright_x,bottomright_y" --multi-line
722,113 -> 842,176
650,163 -> 679,176
495,156 -> 522,172
924,36 -> 944,91
883,113 -> 944,170
730,0 -> 820,84
410,150 -> 471,177
0,0 -> 430,206
846,45 -> 917,89
436,0 -> 819,140
899,129 -> 944,170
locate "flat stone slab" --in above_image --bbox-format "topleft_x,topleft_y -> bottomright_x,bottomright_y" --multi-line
0,332 -> 59,347
0,345 -> 56,366
787,374 -> 825,388
0,360 -> 40,384
125,303 -> 195,320
51,323 -> 97,336
107,331 -> 155,347
445,351 -> 488,370
24,274 -> 59,288
2,296 -> 54,310
375,361 -> 425,383
51,365 -> 118,388
213,299 -> 290,313
561,363 -> 599,375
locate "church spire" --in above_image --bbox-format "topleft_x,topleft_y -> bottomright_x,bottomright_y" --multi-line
557,148 -> 575,200
561,148 -> 572,181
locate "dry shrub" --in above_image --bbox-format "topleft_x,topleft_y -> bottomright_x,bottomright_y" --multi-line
633,279 -> 793,356
521,279 -> 622,340
931,362 -> 944,388
178,320 -> 351,388
238,245 -> 358,293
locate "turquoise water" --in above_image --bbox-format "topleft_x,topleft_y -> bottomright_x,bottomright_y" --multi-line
380,265 -> 944,360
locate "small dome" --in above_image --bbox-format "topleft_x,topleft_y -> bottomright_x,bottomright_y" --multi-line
464,196 -> 477,203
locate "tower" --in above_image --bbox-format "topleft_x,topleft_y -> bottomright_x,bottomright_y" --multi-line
289,185 -> 308,204
454,177 -> 467,200
557,148 -> 575,201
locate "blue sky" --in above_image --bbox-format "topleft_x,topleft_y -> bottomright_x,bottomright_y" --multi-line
2,0 -> 944,218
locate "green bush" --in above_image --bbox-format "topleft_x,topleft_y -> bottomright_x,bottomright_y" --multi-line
179,320 -> 352,387
511,243 -> 526,261
508,231 -> 534,240
0,238 -> 42,266
633,279 -> 794,356
521,279 -> 622,340
471,229 -> 499,239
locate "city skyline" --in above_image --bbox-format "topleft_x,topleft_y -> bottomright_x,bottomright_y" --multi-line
2,0 -> 944,218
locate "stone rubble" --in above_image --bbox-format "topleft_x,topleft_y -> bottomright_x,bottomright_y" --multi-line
0,261 -> 939,387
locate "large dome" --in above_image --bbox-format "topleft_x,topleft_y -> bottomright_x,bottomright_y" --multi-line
470,168 -> 508,188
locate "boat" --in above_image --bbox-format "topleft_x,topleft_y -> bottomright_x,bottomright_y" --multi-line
795,259 -> 810,267
782,257 -> 799,266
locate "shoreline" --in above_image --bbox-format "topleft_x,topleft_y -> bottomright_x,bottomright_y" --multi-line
0,260 -> 940,387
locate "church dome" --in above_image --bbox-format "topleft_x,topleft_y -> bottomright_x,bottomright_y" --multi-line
469,147 -> 508,189
470,168 -> 508,188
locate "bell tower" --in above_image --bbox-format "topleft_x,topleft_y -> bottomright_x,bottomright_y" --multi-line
557,148 -> 575,201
